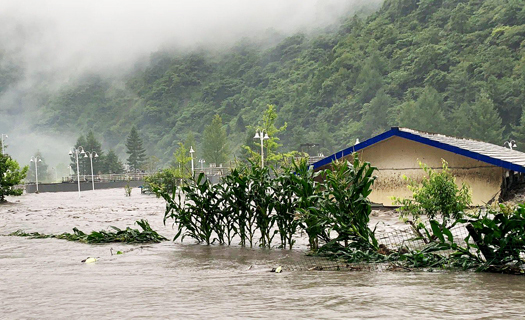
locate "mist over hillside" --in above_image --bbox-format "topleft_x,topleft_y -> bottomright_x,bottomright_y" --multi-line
1,0 -> 525,173
0,0 -> 382,167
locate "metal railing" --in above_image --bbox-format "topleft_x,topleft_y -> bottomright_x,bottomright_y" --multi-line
61,173 -> 149,183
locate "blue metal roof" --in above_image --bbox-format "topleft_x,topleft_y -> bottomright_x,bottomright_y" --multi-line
312,127 -> 525,173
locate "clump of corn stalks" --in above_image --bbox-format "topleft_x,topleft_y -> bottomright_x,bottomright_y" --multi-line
9,219 -> 167,244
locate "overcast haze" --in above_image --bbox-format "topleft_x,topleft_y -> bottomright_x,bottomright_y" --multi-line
0,0 -> 382,168
1,0 -> 380,77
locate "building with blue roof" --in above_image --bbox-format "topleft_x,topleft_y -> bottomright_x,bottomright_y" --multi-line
312,127 -> 525,206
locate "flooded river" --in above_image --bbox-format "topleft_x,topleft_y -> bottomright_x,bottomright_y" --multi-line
2,189 -> 525,319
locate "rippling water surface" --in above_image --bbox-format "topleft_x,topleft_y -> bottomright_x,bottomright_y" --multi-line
2,189 -> 525,319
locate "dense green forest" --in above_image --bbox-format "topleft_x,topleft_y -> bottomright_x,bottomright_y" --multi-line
14,0 -> 525,165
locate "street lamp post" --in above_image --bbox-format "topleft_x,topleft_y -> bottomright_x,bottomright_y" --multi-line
1,134 -> 7,155
199,159 -> 205,171
189,146 -> 195,177
30,156 -> 41,193
69,146 -> 85,197
504,140 -> 517,150
253,130 -> 269,167
84,151 -> 98,191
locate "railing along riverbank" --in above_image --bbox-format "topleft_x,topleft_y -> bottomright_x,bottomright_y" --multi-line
61,173 -> 149,183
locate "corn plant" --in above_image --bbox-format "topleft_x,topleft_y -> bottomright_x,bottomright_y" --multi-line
292,161 -> 325,251
181,173 -> 222,245
272,169 -> 297,249
309,155 -> 378,252
248,165 -> 276,248
222,167 -> 256,247
273,159 -> 313,249
9,219 -> 167,243
213,183 -> 238,246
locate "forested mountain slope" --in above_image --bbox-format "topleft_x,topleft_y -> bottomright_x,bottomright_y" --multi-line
36,0 -> 525,163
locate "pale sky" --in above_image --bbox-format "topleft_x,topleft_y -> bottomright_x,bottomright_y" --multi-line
0,0 -> 380,77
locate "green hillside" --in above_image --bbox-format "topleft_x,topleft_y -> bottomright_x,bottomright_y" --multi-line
35,0 -> 525,164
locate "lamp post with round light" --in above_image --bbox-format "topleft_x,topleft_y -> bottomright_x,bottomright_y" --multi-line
69,146 -> 85,197
504,140 -> 517,150
198,159 -> 205,171
1,134 -> 7,155
189,146 -> 195,177
84,151 -> 98,191
30,156 -> 42,193
253,130 -> 269,168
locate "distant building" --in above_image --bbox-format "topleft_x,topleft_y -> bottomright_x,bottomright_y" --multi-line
312,127 -> 525,206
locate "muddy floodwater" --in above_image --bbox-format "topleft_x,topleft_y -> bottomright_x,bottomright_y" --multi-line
2,189 -> 525,319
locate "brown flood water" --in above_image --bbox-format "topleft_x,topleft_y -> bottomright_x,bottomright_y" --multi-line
1,189 -> 525,319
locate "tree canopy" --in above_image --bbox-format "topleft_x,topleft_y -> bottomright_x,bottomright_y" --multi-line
3,0 -> 524,163
0,153 -> 28,202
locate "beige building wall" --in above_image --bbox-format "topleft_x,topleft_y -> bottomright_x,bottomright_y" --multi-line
320,136 -> 503,206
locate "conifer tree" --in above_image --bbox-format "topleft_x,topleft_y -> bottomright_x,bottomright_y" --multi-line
103,150 -> 125,174
361,89 -> 393,138
398,87 -> 448,134
71,135 -> 87,175
450,102 -> 467,135
126,126 -> 147,172
84,131 -> 104,174
468,92 -> 504,144
202,115 -> 229,166
70,132 -> 104,175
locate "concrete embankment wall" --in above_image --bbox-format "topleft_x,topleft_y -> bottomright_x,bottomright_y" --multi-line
25,180 -> 145,193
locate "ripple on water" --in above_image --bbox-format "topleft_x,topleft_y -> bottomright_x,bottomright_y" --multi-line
3,190 -> 525,319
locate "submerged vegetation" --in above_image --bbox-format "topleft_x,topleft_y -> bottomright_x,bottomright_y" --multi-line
393,159 -> 472,229
154,155 -> 525,274
156,154 -> 377,251
9,219 -> 167,244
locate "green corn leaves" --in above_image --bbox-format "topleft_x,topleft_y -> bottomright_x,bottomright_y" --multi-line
9,219 -> 167,244
157,154 -> 380,253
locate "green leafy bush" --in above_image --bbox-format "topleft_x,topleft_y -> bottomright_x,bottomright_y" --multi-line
463,204 -> 525,268
393,160 -> 471,228
0,153 -> 28,202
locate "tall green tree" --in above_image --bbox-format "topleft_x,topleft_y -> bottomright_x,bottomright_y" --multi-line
70,134 -> 87,175
457,91 -> 504,144
84,131 -> 104,174
243,105 -> 294,167
102,149 -> 125,174
171,142 -> 192,178
202,114 -> 229,166
360,89 -> 394,138
126,126 -> 147,172
70,132 -> 104,175
398,87 -> 448,134
0,153 -> 28,202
